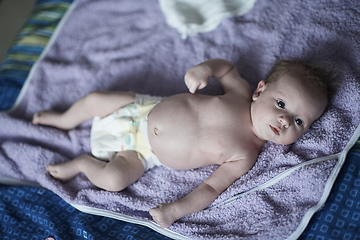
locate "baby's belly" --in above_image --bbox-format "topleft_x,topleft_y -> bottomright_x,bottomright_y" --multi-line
147,94 -> 219,169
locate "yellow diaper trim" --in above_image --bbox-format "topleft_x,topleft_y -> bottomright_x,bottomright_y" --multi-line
136,130 -> 153,159
134,100 -> 157,159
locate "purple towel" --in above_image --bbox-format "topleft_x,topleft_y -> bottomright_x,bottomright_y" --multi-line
1,0 -> 360,239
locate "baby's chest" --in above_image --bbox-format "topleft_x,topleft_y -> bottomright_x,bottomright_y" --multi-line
196,128 -> 254,163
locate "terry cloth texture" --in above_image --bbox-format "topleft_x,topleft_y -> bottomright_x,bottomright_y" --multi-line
1,0 -> 360,239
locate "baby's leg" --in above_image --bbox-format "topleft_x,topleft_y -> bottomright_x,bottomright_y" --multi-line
33,91 -> 135,130
46,151 -> 145,191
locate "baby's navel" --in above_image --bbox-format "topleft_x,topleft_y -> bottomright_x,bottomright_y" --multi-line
154,127 -> 159,135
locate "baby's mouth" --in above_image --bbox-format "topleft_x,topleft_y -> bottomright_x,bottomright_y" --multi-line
270,125 -> 280,135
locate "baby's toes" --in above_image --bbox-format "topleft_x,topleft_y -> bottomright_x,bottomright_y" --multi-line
32,111 -> 47,125
46,164 -> 59,176
32,112 -> 40,124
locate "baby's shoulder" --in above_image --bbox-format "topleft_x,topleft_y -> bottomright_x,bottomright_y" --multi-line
223,84 -> 252,101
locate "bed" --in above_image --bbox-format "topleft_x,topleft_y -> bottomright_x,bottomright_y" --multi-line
0,0 -> 359,239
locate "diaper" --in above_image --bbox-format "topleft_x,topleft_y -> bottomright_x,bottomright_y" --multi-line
90,94 -> 163,171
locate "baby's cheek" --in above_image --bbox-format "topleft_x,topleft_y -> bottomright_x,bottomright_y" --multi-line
289,129 -> 304,144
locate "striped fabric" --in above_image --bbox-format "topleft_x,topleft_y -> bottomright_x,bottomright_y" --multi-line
0,0 -> 74,111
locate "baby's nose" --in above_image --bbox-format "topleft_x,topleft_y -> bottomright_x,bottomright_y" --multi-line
279,116 -> 290,128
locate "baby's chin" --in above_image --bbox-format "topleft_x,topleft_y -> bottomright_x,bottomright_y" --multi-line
269,139 -> 297,146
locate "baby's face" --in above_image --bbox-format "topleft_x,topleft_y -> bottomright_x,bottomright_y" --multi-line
250,74 -> 328,145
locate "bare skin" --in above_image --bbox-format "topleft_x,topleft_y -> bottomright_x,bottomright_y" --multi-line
33,59 -> 328,228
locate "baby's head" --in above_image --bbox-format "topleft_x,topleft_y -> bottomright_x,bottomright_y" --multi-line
251,59 -> 337,145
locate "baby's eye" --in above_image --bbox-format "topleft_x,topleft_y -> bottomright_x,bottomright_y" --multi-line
277,100 -> 285,109
295,118 -> 303,126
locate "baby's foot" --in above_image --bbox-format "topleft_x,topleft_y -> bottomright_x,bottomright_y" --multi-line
46,161 -> 80,182
32,111 -> 61,126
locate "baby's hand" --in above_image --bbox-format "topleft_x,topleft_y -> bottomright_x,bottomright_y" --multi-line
184,66 -> 209,94
149,203 -> 178,228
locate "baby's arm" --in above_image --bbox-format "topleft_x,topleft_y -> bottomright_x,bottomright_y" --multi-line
149,159 -> 253,228
185,59 -> 250,94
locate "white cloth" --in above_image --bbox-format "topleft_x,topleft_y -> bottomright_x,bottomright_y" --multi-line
159,0 -> 258,39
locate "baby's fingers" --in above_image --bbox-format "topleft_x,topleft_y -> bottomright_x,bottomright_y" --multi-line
149,203 -> 177,228
150,207 -> 167,228
188,82 -> 197,94
187,81 -> 207,94
198,82 -> 207,90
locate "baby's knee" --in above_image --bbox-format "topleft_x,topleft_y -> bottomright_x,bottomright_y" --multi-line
101,173 -> 128,192
102,181 -> 126,192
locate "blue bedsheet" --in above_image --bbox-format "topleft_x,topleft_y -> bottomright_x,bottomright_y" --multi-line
0,183 -> 170,240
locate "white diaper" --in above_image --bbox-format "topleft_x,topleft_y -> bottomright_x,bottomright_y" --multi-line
90,94 -> 163,171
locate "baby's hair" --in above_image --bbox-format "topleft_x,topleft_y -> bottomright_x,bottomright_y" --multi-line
265,59 -> 338,102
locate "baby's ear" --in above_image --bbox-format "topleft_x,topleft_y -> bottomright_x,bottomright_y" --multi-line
252,80 -> 266,101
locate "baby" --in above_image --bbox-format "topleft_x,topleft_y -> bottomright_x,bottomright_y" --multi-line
33,58 -> 333,228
